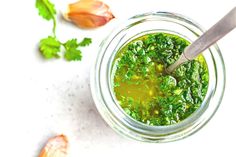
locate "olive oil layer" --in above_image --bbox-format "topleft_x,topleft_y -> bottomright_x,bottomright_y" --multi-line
112,33 -> 209,126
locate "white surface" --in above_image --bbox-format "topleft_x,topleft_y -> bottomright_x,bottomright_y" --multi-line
0,0 -> 236,156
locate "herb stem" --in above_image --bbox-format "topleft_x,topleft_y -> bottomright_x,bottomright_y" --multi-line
52,17 -> 56,37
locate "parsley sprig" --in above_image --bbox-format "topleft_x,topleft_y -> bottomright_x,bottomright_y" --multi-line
35,0 -> 92,61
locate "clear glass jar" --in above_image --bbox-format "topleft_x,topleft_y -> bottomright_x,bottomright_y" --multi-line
90,12 -> 226,142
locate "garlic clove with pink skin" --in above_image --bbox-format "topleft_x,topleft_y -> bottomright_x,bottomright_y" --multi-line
65,0 -> 115,29
38,135 -> 68,157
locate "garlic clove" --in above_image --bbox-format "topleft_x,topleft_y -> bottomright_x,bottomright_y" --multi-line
65,0 -> 115,28
38,135 -> 68,157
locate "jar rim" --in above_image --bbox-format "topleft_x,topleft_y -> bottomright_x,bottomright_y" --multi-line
91,11 -> 226,142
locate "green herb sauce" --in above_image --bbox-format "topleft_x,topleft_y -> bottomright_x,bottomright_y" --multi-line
112,33 -> 209,126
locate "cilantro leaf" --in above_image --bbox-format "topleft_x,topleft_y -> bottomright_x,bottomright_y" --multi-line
78,38 -> 92,47
64,48 -> 82,61
35,0 -> 92,62
64,39 -> 82,61
35,0 -> 56,21
64,39 -> 79,49
39,36 -> 61,59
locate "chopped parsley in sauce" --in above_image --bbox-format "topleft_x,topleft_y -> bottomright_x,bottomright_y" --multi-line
112,33 -> 209,126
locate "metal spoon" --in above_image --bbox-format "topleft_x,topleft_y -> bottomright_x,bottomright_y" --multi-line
167,7 -> 236,73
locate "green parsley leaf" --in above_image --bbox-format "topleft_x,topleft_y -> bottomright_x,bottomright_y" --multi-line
36,0 -> 92,62
64,48 -> 82,61
39,36 -> 61,59
78,38 -> 92,47
64,39 -> 82,61
35,0 -> 56,21
64,39 -> 79,50
36,0 -> 57,35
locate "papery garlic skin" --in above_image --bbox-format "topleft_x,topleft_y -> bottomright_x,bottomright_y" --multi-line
38,135 -> 68,157
66,0 -> 115,28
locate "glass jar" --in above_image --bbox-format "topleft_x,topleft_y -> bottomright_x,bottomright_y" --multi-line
90,12 -> 225,142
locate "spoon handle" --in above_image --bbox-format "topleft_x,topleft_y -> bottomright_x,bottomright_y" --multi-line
184,7 -> 236,60
167,7 -> 236,73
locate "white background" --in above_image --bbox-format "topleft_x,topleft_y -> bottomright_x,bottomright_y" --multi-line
0,0 -> 236,156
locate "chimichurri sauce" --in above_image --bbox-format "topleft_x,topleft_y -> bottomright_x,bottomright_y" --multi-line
112,33 -> 209,126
